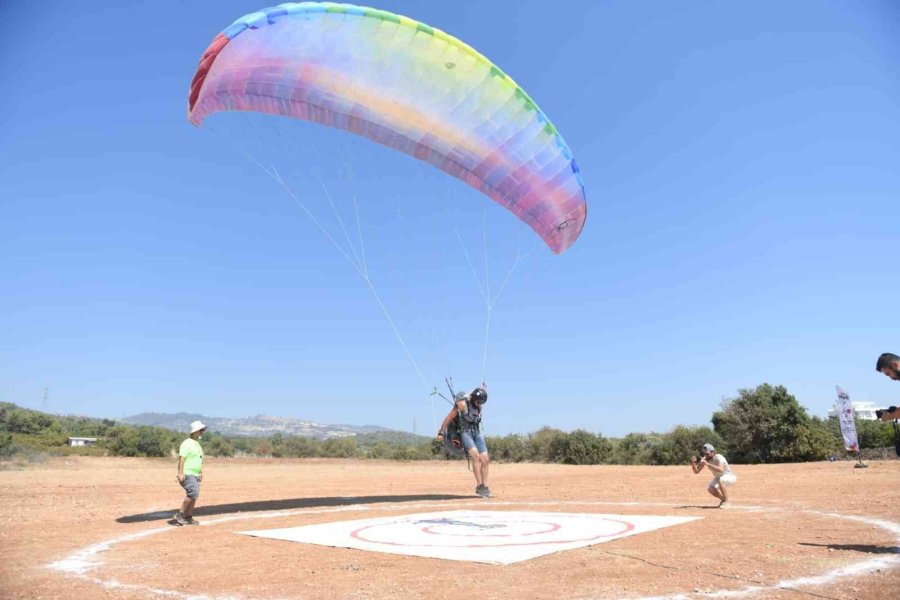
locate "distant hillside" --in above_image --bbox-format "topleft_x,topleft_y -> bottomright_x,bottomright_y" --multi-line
122,412 -> 428,442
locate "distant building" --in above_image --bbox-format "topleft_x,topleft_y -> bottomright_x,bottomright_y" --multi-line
827,401 -> 878,421
68,437 -> 98,447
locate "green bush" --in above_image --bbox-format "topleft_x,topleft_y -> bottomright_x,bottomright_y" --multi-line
609,432 -> 663,465
713,384 -> 838,463
486,434 -> 531,463
547,429 -> 612,465
649,425 -> 721,466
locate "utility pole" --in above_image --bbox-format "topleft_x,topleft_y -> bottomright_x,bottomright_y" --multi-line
42,387 -> 49,412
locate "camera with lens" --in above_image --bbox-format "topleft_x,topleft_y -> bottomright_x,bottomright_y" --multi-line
875,406 -> 898,420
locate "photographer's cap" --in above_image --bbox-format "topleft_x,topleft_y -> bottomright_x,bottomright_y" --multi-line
701,443 -> 715,454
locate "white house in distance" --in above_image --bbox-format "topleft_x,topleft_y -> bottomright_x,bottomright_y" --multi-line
827,402 -> 878,421
67,437 -> 98,447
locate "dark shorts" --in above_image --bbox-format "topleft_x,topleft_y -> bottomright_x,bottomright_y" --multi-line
181,474 -> 200,500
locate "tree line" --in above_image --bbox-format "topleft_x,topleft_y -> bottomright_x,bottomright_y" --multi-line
1,384 -> 896,464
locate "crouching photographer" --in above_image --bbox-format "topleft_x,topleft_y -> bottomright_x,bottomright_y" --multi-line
691,443 -> 736,508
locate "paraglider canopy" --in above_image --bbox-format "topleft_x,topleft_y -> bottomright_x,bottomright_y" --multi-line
188,2 -> 587,254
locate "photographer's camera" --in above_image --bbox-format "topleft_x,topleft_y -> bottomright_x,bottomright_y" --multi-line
875,406 -> 898,419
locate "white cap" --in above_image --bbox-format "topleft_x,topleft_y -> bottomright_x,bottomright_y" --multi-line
190,420 -> 207,434
701,443 -> 715,454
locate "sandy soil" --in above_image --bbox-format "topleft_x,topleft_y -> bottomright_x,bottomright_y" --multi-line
0,456 -> 897,600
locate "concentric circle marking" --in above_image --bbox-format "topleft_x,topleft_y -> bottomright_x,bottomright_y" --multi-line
350,514 -> 630,547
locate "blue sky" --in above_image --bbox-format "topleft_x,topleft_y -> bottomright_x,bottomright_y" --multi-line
2,1 -> 898,437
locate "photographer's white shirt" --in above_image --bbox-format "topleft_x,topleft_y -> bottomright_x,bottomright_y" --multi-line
710,454 -> 731,474
709,453 -> 736,486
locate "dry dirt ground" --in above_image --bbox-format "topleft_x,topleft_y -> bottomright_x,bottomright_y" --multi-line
0,456 -> 898,600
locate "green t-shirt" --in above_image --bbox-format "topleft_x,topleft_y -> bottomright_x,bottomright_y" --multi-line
179,438 -> 203,476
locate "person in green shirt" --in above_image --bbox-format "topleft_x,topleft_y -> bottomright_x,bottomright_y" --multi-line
174,420 -> 206,526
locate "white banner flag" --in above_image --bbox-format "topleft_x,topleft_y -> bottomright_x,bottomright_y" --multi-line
835,385 -> 859,452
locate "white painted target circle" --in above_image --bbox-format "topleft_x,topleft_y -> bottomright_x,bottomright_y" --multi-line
350,512 -> 634,547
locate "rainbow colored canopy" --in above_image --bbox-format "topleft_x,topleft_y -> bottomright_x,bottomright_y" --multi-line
188,2 -> 587,253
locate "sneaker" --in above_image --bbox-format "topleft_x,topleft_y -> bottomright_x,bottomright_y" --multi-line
718,501 -> 731,509
476,485 -> 492,498
185,517 -> 200,525
173,512 -> 188,526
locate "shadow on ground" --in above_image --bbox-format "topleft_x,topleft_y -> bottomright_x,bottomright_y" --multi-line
117,494 -> 474,523
798,542 -> 900,555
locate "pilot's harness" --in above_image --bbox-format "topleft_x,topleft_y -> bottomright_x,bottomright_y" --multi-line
433,378 -> 481,469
